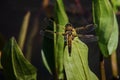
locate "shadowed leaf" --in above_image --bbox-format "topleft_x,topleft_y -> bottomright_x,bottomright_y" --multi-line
1,37 -> 37,80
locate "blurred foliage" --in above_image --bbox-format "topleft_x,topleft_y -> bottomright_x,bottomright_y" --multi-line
18,11 -> 31,50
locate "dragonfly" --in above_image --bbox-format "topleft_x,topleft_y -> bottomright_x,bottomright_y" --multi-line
40,18 -> 98,56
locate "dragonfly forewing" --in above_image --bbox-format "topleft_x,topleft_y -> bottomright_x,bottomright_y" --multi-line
40,29 -> 98,43
78,34 -> 98,43
40,29 -> 64,39
75,24 -> 97,34
40,17 -> 98,43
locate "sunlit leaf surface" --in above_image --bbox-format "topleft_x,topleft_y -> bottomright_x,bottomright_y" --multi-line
1,37 -> 37,80
92,0 -> 119,57
64,37 -> 98,80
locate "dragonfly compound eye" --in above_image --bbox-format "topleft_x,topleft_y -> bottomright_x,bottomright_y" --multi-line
65,23 -> 72,27
65,24 -> 73,31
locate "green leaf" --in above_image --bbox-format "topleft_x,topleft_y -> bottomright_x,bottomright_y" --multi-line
41,0 -> 69,79
55,0 -> 68,25
41,50 -> 52,74
92,0 -> 119,57
111,0 -> 120,12
1,37 -> 37,80
64,37 -> 98,80
54,0 -> 69,79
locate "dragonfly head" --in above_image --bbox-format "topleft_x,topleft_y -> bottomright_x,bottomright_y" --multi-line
65,23 -> 72,27
65,23 -> 73,31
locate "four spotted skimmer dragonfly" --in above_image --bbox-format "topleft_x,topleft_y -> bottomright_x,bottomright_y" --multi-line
40,18 -> 98,56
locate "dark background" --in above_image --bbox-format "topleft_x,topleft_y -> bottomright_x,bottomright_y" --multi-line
0,0 -> 120,80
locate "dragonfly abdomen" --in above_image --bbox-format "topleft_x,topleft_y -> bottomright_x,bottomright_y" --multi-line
68,35 -> 72,56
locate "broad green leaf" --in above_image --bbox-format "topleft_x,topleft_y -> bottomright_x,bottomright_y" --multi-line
92,0 -> 119,57
1,37 -> 37,80
64,37 -> 98,80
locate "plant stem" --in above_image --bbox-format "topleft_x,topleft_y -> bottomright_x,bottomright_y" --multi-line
25,14 -> 39,61
111,51 -> 119,79
100,54 -> 106,80
100,60 -> 106,80
18,11 -> 30,50
53,21 -> 58,80
0,51 -> 1,57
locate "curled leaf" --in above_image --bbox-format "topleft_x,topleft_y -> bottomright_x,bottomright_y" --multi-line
1,37 -> 37,80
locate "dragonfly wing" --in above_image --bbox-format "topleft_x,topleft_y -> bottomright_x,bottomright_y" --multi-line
42,17 -> 65,29
40,30 -> 54,39
40,29 -> 63,39
75,24 -> 97,34
78,34 -> 98,43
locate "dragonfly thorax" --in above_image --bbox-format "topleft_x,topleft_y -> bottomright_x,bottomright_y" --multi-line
63,23 -> 77,40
